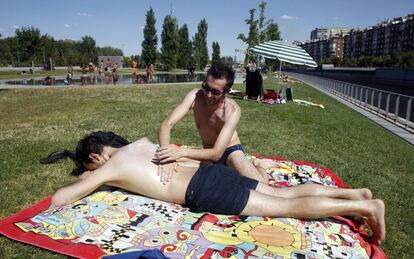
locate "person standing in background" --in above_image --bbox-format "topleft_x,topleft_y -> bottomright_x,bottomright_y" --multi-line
99,60 -> 105,85
66,64 -> 74,85
89,61 -> 95,85
81,64 -> 88,85
146,63 -> 154,83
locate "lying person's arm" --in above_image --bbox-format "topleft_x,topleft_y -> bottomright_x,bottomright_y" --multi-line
52,165 -> 115,207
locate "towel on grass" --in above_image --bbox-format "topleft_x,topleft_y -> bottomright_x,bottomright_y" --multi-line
0,156 -> 386,259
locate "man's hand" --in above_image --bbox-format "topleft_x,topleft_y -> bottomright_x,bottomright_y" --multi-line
157,162 -> 178,185
155,144 -> 186,163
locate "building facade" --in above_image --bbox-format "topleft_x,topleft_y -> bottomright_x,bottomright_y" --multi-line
300,14 -> 413,63
344,14 -> 414,59
301,36 -> 344,63
310,27 -> 351,40
97,56 -> 124,69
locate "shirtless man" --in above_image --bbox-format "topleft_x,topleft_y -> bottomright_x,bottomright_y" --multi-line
42,131 -> 386,245
99,60 -> 105,84
112,64 -> 119,85
131,59 -> 138,77
81,64 -> 87,85
88,61 -> 95,85
157,64 -> 266,183
106,58 -> 112,71
146,63 -> 153,83
66,64 -> 74,85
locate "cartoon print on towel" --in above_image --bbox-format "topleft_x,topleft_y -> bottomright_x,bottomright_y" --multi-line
15,158 -> 371,258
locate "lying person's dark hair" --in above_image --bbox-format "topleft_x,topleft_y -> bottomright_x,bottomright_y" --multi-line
40,131 -> 130,176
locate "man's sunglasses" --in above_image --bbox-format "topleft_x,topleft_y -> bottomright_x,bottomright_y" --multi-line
201,81 -> 224,96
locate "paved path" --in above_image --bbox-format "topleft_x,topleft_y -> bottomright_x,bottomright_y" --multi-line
291,74 -> 414,147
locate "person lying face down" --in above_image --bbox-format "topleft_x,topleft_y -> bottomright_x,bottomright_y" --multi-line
41,131 -> 386,245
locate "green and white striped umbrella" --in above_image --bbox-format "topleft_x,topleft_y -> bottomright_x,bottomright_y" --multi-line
250,41 -> 317,67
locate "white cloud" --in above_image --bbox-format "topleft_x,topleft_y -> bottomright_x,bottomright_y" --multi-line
11,25 -> 19,29
333,16 -> 340,20
140,25 -> 145,29
64,24 -> 71,28
77,12 -> 92,17
0,27 -> 5,32
280,15 -> 298,20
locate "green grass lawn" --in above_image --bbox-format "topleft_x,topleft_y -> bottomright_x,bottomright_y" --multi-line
0,74 -> 413,258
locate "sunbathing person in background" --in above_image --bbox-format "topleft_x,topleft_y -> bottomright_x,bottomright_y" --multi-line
41,131 -> 386,245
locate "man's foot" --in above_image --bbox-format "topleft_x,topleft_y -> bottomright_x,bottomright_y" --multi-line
366,199 -> 386,245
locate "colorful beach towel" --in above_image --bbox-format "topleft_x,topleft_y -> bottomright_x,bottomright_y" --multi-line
293,99 -> 325,109
0,156 -> 386,259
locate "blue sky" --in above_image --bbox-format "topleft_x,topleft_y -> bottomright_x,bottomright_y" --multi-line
0,0 -> 412,60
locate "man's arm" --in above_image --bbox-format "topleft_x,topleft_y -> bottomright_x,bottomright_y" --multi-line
158,89 -> 198,147
157,106 -> 241,163
52,164 -> 115,207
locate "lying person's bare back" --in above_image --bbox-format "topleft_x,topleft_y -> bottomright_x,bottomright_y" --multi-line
103,139 -> 197,203
53,138 -> 200,206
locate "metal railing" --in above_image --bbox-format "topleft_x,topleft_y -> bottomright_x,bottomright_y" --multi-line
287,72 -> 414,131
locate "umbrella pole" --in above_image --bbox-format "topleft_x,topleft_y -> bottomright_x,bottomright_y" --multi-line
278,60 -> 282,96
279,60 -> 282,81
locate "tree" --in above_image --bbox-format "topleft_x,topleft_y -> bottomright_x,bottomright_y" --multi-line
331,56 -> 341,66
96,46 -> 123,56
40,34 -> 58,69
238,1 -> 279,62
176,24 -> 192,69
399,51 -> 414,68
237,9 -> 259,50
263,22 -> 282,70
141,7 -> 158,66
258,1 -> 274,42
221,56 -> 234,66
211,41 -> 221,65
188,40 -> 196,69
160,15 -> 178,71
0,37 -> 15,66
0,26 -> 124,66
265,22 -> 281,41
80,35 -> 96,64
194,18 -> 209,70
123,55 -> 140,68
15,26 -> 42,66
389,53 -> 402,68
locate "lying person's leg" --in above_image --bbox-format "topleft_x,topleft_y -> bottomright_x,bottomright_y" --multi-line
252,158 -> 372,200
240,190 -> 386,245
255,182 -> 372,200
